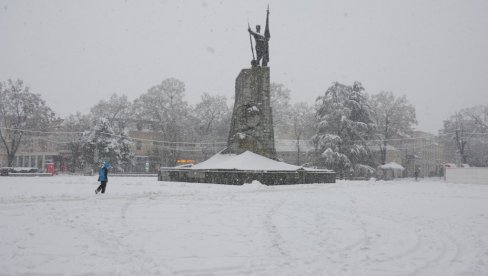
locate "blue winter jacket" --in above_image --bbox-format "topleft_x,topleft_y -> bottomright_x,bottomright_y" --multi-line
98,163 -> 109,182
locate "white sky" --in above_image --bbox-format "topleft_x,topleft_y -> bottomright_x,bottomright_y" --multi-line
1,0 -> 487,133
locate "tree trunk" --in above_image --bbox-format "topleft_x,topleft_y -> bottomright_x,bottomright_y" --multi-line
296,140 -> 301,166
7,152 -> 15,167
4,134 -> 22,167
455,130 -> 468,165
382,117 -> 389,165
382,140 -> 387,165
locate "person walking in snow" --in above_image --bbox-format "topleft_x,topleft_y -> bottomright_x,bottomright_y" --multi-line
95,161 -> 110,194
414,167 -> 420,181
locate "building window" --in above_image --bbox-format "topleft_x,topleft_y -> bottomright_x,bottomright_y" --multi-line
136,141 -> 142,150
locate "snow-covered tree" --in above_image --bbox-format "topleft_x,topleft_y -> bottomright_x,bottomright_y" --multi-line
81,118 -> 132,171
0,79 -> 58,166
370,91 -> 417,164
312,81 -> 375,176
61,113 -> 91,172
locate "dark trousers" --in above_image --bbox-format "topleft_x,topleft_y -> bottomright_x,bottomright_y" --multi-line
96,181 -> 107,193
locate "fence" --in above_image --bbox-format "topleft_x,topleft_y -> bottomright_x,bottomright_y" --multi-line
445,167 -> 488,184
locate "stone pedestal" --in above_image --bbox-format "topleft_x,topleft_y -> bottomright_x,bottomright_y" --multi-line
225,67 -> 276,159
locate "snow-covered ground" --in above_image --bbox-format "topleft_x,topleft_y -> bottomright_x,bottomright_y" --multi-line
1,176 -> 487,275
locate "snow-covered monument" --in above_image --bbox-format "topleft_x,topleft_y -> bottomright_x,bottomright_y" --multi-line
158,7 -> 335,184
224,67 -> 276,159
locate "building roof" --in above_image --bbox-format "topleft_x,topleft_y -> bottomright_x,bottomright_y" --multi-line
378,162 -> 405,170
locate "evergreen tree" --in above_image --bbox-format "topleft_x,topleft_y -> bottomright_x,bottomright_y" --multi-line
81,118 -> 132,171
312,81 -> 375,176
61,113 -> 91,172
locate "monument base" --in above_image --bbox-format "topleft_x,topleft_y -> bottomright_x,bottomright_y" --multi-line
158,168 -> 335,185
158,151 -> 336,185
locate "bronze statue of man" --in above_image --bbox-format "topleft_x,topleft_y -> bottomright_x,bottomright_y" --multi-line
248,7 -> 270,67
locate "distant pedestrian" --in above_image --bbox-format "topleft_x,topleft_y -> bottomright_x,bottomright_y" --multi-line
95,161 -> 111,194
414,167 -> 420,181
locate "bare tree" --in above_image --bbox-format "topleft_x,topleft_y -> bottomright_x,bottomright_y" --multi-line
90,93 -> 132,131
442,112 -> 473,164
464,105 -> 488,131
132,78 -> 190,166
289,102 -> 315,165
0,79 -> 57,166
370,91 -> 417,164
193,93 -> 229,138
442,105 -> 488,165
269,83 -> 291,138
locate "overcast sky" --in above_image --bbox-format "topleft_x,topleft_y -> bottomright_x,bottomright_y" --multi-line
1,0 -> 487,133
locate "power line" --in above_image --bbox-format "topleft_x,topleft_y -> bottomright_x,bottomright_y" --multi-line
0,127 -> 82,135
0,127 -> 226,146
3,126 -> 488,147
99,132 -> 226,145
155,144 -> 226,152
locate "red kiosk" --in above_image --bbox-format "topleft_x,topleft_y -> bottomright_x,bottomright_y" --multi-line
46,163 -> 55,176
